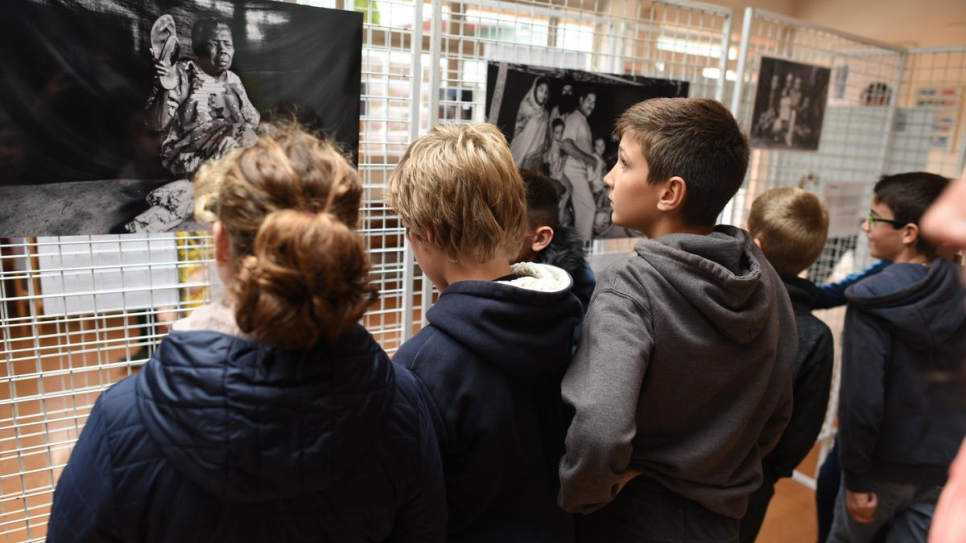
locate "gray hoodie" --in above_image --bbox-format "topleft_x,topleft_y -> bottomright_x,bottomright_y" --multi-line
559,225 -> 796,519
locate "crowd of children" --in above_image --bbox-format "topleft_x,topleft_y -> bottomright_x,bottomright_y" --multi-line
46,98 -> 966,543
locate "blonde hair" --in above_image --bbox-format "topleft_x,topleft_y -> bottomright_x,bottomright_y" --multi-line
194,125 -> 378,349
384,123 -> 527,263
746,187 -> 829,276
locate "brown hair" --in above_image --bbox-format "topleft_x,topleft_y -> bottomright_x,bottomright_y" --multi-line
615,98 -> 749,226
194,125 -> 378,349
384,123 -> 527,263
747,187 -> 829,275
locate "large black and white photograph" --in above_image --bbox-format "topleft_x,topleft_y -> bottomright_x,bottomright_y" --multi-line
750,57 -> 831,151
0,0 -> 362,237
486,62 -> 688,241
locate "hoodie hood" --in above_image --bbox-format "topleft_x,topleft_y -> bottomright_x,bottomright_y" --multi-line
426,262 -> 582,384
639,225 -> 777,344
136,306 -> 393,502
846,258 -> 966,349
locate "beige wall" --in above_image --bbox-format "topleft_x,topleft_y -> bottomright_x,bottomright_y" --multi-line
791,0 -> 966,48
702,0 -> 966,48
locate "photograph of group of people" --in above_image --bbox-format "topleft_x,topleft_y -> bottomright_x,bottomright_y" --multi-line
750,57 -> 831,151
0,0 -> 362,237
486,62 -> 689,240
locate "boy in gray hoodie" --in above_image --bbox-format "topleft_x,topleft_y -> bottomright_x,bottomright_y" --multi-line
558,98 -> 797,543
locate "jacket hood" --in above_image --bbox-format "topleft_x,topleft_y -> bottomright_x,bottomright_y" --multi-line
846,258 -> 966,349
780,273 -> 818,313
136,308 -> 393,502
426,262 -> 582,384
638,225 -> 778,344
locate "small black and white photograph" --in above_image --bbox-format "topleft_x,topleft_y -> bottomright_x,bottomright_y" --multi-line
486,62 -> 689,241
750,57 -> 831,151
0,0 -> 362,237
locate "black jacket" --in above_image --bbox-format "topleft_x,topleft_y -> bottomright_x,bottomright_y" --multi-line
765,274 -> 834,480
48,316 -> 446,543
536,225 -> 596,313
840,259 -> 966,491
393,262 -> 582,542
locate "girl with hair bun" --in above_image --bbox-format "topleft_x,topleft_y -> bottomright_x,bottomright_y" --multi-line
48,126 -> 446,543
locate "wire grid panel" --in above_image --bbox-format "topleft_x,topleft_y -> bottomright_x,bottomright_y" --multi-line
727,8 -> 908,487
0,232 -> 213,542
432,0 -> 732,116
0,3 -> 424,540
432,0 -> 732,269
728,9 -> 907,290
354,0 -> 426,351
897,47 -> 966,179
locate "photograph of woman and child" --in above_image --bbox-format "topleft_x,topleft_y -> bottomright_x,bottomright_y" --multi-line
486,62 -> 688,241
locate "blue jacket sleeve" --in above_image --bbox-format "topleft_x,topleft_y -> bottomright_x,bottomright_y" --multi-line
47,397 -> 123,543
838,304 -> 890,492
813,260 -> 891,310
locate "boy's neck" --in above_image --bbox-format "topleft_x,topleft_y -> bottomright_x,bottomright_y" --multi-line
437,258 -> 514,291
893,250 -> 934,265
644,216 -> 714,239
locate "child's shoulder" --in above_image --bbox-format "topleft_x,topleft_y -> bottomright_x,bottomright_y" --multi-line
847,261 -> 932,300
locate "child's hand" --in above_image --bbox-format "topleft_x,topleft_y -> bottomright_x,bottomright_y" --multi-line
846,490 -> 878,523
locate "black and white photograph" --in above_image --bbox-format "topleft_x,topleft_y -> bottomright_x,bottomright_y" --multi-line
750,57 -> 831,151
0,0 -> 362,237
486,62 -> 688,241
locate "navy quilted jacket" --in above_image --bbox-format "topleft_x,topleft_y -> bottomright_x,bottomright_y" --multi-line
47,323 -> 446,543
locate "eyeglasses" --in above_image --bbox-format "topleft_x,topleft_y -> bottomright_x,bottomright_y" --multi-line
860,214 -> 907,229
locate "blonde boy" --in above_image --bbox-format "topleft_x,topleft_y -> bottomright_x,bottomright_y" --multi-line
741,187 -> 834,543
385,123 -> 583,542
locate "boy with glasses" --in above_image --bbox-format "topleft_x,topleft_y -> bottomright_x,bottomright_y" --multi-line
829,172 -> 966,543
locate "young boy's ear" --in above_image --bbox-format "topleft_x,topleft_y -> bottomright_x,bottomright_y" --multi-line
902,223 -> 921,249
656,176 -> 687,212
530,226 -> 555,254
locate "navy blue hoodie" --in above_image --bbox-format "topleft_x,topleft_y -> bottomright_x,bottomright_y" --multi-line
840,258 -> 966,492
48,305 -> 446,543
392,262 -> 583,543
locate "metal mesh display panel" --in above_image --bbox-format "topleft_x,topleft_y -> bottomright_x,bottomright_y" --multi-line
426,0 -> 733,272
896,47 -> 966,179
355,0 -> 426,350
0,1 -> 425,539
728,8 -> 907,489
1,232 -> 213,542
725,11 -> 966,490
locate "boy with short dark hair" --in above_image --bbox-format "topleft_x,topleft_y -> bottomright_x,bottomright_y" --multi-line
828,172 -> 966,543
385,123 -> 583,542
742,187 -> 835,543
516,168 -> 596,312
558,98 -> 797,543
